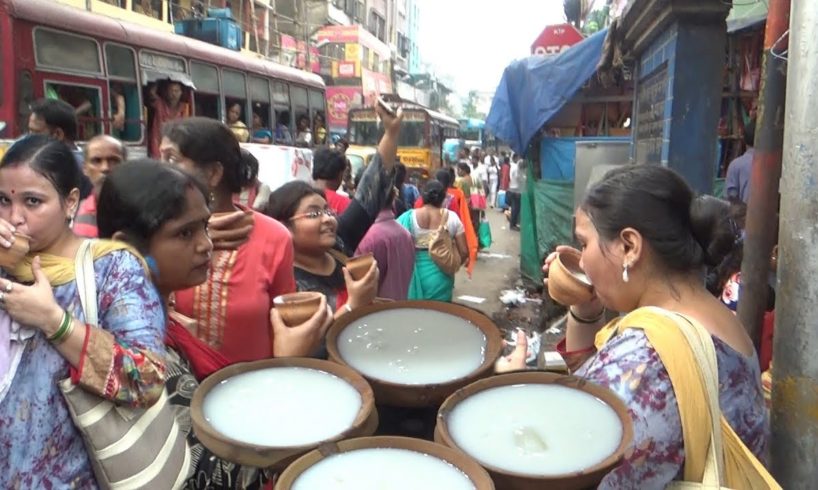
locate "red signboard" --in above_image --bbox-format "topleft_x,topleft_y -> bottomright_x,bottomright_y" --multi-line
531,23 -> 585,55
326,87 -> 364,131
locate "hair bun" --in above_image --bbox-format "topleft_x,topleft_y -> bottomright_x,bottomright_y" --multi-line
689,195 -> 736,267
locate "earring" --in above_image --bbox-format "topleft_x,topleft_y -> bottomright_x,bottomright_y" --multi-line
622,263 -> 630,283
209,190 -> 216,204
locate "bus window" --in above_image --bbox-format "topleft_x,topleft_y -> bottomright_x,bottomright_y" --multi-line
222,69 -> 247,119
309,90 -> 326,145
398,112 -> 427,147
34,28 -> 102,75
46,83 -> 102,140
249,76 -> 272,142
291,85 -> 310,145
223,69 -> 247,142
190,61 -> 220,119
17,71 -> 34,134
272,81 -> 292,143
105,44 -> 141,142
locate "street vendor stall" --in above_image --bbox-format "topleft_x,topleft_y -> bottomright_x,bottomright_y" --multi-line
486,29 -> 633,284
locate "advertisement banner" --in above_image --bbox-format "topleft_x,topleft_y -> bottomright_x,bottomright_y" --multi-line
316,25 -> 361,44
326,87 -> 364,131
345,43 -> 361,61
242,144 -> 314,191
361,69 -> 393,97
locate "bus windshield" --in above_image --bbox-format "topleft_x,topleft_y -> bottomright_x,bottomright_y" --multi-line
348,109 -> 428,147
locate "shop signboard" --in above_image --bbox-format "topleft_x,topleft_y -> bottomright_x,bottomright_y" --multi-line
326,87 -> 363,131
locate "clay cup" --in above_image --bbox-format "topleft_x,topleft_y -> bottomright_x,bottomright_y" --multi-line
345,253 -> 375,281
0,234 -> 30,269
547,249 -> 594,306
274,292 -> 324,327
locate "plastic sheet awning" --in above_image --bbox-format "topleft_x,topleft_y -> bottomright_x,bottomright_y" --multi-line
486,29 -> 608,155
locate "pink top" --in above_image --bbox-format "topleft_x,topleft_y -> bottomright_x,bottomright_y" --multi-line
173,210 -> 296,363
355,209 -> 415,301
73,194 -> 98,238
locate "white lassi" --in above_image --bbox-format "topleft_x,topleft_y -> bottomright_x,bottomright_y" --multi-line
292,448 -> 476,490
447,384 -> 622,476
337,308 -> 487,385
203,367 -> 362,447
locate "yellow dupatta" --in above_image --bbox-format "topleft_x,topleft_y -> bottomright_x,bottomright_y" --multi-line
10,240 -> 146,287
594,307 -> 780,489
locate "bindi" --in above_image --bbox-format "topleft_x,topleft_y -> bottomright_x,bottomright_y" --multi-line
9,190 -> 14,195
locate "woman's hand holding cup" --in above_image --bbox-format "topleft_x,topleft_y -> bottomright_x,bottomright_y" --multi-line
270,294 -> 332,357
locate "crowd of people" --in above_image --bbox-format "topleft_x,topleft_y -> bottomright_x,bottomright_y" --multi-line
0,93 -> 775,489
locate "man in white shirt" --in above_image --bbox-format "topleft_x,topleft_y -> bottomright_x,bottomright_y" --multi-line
507,155 -> 522,230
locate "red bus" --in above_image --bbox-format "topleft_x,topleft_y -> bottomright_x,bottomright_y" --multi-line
0,0 -> 326,156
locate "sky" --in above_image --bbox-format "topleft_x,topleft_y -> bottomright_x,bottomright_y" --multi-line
415,0 -> 566,96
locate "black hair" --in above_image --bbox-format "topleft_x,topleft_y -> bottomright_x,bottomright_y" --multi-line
29,98 -> 78,141
457,162 -> 471,175
744,119 -> 756,147
435,168 -> 453,189
161,117 -> 252,193
0,135 -> 82,201
422,180 -> 447,207
581,165 -> 736,271
264,180 -> 324,225
312,147 -> 348,181
241,149 -> 259,184
394,163 -> 408,188
97,160 -> 209,252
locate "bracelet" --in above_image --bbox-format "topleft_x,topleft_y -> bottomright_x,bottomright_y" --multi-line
569,307 -> 605,324
48,310 -> 73,344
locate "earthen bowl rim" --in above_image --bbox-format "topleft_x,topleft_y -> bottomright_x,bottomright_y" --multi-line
435,370 -> 634,481
326,300 -> 504,389
275,435 -> 495,489
273,291 -> 324,305
554,249 -> 592,287
190,357 -> 375,453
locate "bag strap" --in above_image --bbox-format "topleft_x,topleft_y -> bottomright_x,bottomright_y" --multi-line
664,310 -> 725,486
438,208 -> 448,232
74,239 -> 99,326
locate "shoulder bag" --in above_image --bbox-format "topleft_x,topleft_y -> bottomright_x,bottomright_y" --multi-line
428,209 -> 461,276
59,240 -> 191,490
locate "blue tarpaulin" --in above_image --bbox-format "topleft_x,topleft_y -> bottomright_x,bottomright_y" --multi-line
485,29 -> 608,155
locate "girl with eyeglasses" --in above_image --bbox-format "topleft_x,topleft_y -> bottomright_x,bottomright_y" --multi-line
265,102 -> 403,322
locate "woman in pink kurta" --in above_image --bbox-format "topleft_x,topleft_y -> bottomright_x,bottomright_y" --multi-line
172,207 -> 296,363
160,118 -> 327,363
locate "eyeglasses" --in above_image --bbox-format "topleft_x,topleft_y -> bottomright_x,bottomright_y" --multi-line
289,208 -> 337,221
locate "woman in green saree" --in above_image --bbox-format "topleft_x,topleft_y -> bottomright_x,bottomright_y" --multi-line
397,181 -> 469,301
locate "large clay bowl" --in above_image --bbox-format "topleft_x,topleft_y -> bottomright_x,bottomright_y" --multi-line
435,371 -> 634,490
326,300 -> 503,408
547,249 -> 594,306
275,436 -> 495,489
191,357 -> 378,470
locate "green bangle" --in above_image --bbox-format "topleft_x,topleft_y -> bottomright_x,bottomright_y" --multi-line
48,310 -> 72,344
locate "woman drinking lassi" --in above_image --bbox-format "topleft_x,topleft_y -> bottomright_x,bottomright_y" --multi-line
500,165 -> 772,488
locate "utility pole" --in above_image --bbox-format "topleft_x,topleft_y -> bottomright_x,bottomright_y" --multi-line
736,0 -> 789,347
770,1 -> 818,485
